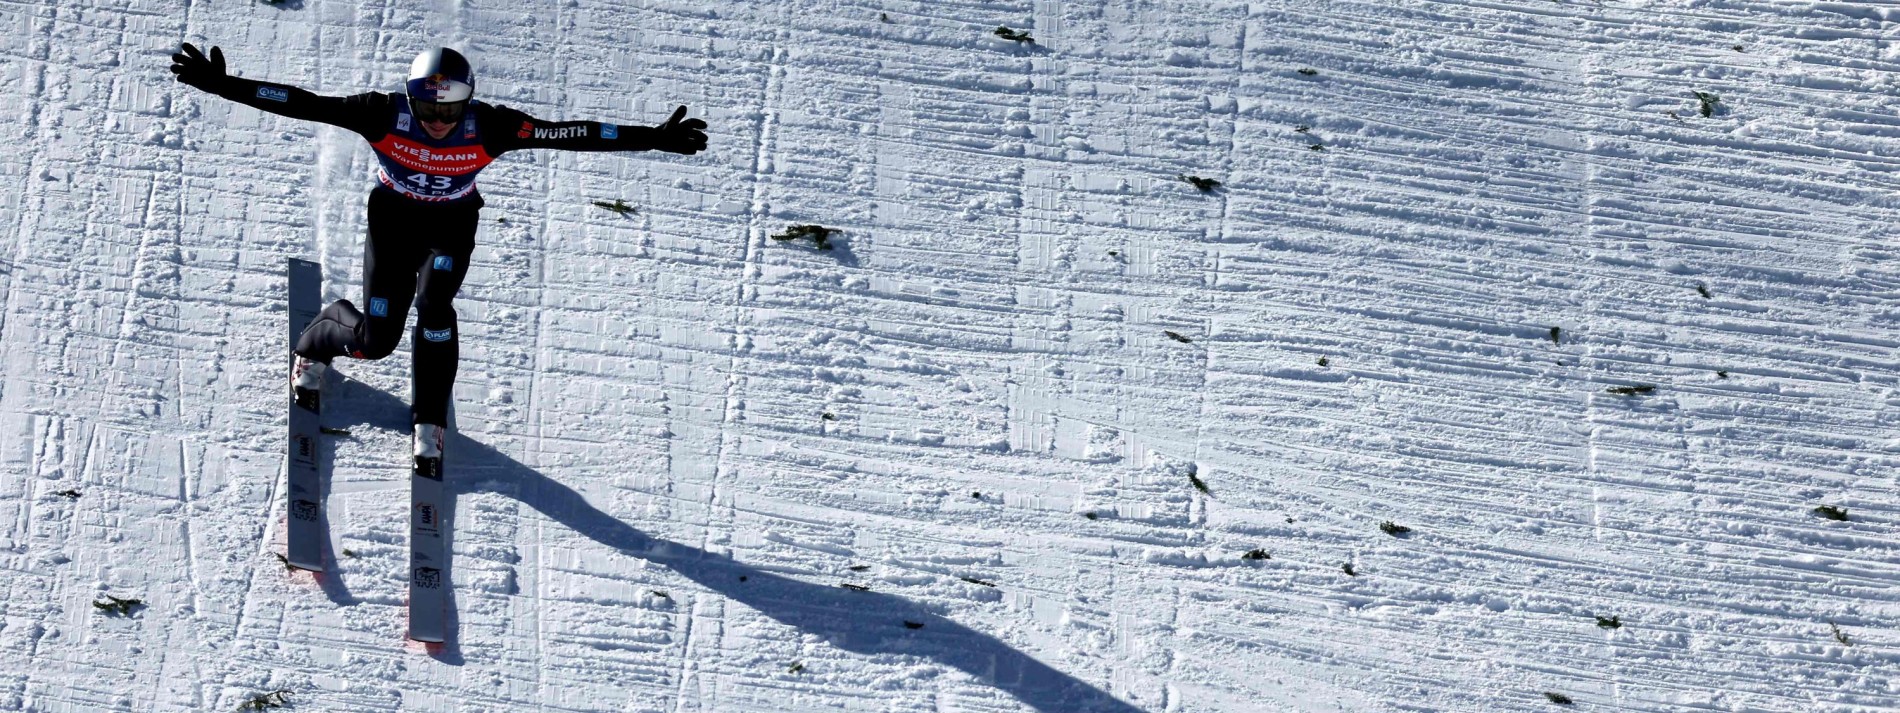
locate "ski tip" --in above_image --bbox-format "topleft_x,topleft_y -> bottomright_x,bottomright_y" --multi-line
407,632 -> 446,645
287,560 -> 325,573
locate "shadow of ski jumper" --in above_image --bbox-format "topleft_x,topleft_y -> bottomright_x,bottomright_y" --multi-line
326,382 -> 1144,712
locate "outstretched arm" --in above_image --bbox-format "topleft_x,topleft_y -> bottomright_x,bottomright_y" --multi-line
171,43 -> 387,139
485,105 -> 708,156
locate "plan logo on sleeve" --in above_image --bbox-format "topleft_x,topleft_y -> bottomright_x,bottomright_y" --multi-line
255,86 -> 290,102
422,328 -> 452,343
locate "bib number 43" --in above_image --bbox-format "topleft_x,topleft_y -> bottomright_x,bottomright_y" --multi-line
406,173 -> 453,191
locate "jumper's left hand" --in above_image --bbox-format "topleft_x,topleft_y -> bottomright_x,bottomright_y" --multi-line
649,106 -> 707,155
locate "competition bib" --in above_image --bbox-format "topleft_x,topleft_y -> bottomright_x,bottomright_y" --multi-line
370,102 -> 495,202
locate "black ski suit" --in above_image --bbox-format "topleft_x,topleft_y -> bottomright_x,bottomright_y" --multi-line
189,74 -> 697,427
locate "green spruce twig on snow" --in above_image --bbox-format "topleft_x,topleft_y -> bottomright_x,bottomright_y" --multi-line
1830,621 -> 1853,646
1692,91 -> 1721,117
1188,470 -> 1211,495
994,26 -> 1034,43
1813,505 -> 1849,521
1179,174 -> 1221,192
92,594 -> 144,617
592,198 -> 637,216
771,224 -> 838,250
236,690 -> 292,711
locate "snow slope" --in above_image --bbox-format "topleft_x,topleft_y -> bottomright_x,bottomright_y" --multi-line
4,0 -> 1900,710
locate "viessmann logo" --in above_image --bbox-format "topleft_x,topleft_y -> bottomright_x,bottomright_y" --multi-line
371,136 -> 492,177
388,142 -> 478,164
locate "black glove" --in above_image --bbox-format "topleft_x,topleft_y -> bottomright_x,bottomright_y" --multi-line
170,43 -> 228,92
648,105 -> 707,155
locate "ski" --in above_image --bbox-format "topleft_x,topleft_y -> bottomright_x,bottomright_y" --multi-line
284,257 -> 325,571
407,421 -> 450,643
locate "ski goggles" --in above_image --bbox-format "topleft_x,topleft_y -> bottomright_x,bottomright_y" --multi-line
411,99 -> 467,124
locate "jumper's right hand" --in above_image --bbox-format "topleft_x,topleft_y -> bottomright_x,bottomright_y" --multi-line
171,43 -> 228,92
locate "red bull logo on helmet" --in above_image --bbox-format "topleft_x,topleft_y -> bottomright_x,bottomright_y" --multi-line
420,74 -> 453,100
409,71 -> 472,103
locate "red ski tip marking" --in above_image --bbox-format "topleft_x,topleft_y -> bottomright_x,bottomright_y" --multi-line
403,597 -> 447,645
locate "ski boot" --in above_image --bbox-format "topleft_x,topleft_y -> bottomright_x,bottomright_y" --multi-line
292,357 -> 327,412
414,423 -> 445,479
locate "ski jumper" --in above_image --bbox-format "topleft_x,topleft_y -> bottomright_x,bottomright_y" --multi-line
205,78 -> 670,427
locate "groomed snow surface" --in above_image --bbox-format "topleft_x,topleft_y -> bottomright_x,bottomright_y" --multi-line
5,0 -> 1900,710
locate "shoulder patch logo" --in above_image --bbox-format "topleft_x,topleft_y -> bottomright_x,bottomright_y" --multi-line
601,124 -> 618,140
368,297 -> 389,317
256,86 -> 290,102
432,255 -> 453,271
397,113 -> 411,132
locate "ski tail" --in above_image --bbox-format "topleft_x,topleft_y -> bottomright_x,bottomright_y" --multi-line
285,257 -> 325,572
406,415 -> 451,643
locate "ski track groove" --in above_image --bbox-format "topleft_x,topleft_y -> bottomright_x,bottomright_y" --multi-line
519,0 -> 565,707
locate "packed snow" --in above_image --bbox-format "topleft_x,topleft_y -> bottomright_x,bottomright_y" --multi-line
4,0 -> 1900,710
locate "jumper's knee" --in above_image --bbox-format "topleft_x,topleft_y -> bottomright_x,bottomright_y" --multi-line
414,301 -> 457,334
301,299 -> 401,362
355,342 -> 402,363
352,308 -> 406,360
349,334 -> 401,361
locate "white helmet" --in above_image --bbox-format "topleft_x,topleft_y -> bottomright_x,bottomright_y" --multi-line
405,47 -> 474,105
